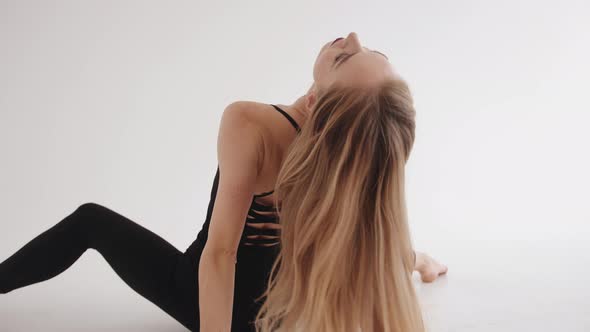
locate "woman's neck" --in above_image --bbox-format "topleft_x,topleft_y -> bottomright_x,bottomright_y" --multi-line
276,92 -> 312,129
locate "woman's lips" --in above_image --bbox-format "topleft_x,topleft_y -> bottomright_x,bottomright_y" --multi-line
331,37 -> 344,46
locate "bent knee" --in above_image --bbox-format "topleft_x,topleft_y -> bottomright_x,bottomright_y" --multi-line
71,202 -> 115,237
77,202 -> 105,212
75,202 -> 116,219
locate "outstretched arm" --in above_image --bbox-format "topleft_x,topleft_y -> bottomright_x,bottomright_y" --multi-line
199,102 -> 264,331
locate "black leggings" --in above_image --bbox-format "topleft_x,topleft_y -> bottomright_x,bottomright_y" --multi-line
0,202 -> 200,331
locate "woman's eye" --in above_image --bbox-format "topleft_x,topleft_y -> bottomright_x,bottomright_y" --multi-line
334,53 -> 347,63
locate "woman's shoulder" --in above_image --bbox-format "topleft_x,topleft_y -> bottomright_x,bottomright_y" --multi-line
223,100 -> 274,133
224,100 -> 270,118
220,100 -> 277,179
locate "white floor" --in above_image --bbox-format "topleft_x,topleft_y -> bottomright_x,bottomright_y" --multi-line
415,244 -> 590,331
1,238 -> 589,331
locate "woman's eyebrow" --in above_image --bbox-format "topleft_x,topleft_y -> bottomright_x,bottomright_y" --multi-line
334,49 -> 390,69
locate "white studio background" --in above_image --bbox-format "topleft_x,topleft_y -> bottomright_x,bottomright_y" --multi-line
1,0 -> 589,331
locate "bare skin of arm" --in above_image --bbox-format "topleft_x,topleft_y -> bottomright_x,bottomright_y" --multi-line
198,102 -> 264,331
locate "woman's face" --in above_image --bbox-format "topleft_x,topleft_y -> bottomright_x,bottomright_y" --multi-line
313,32 -> 398,90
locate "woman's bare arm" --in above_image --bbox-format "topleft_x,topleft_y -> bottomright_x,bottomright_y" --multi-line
198,102 -> 264,331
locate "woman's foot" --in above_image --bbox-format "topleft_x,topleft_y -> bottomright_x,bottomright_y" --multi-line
414,251 -> 448,283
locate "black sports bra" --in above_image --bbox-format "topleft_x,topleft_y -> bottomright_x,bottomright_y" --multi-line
270,104 -> 301,133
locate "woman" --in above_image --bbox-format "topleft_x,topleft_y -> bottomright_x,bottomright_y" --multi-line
251,32 -> 449,332
0,32 -> 446,332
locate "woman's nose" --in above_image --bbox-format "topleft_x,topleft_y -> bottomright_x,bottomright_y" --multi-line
345,32 -> 363,51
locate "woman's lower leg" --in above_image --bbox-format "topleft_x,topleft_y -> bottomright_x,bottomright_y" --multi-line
0,203 -> 93,294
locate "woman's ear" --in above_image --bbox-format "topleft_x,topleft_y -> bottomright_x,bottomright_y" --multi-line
306,82 -> 318,111
306,92 -> 316,111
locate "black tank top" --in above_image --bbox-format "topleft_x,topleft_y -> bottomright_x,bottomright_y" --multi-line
184,104 -> 300,256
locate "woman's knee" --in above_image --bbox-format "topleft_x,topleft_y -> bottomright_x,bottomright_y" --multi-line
69,202 -> 109,231
71,202 -> 116,249
74,202 -> 116,221
77,202 -> 105,213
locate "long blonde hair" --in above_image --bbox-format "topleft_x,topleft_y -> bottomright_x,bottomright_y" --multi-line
254,78 -> 425,332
